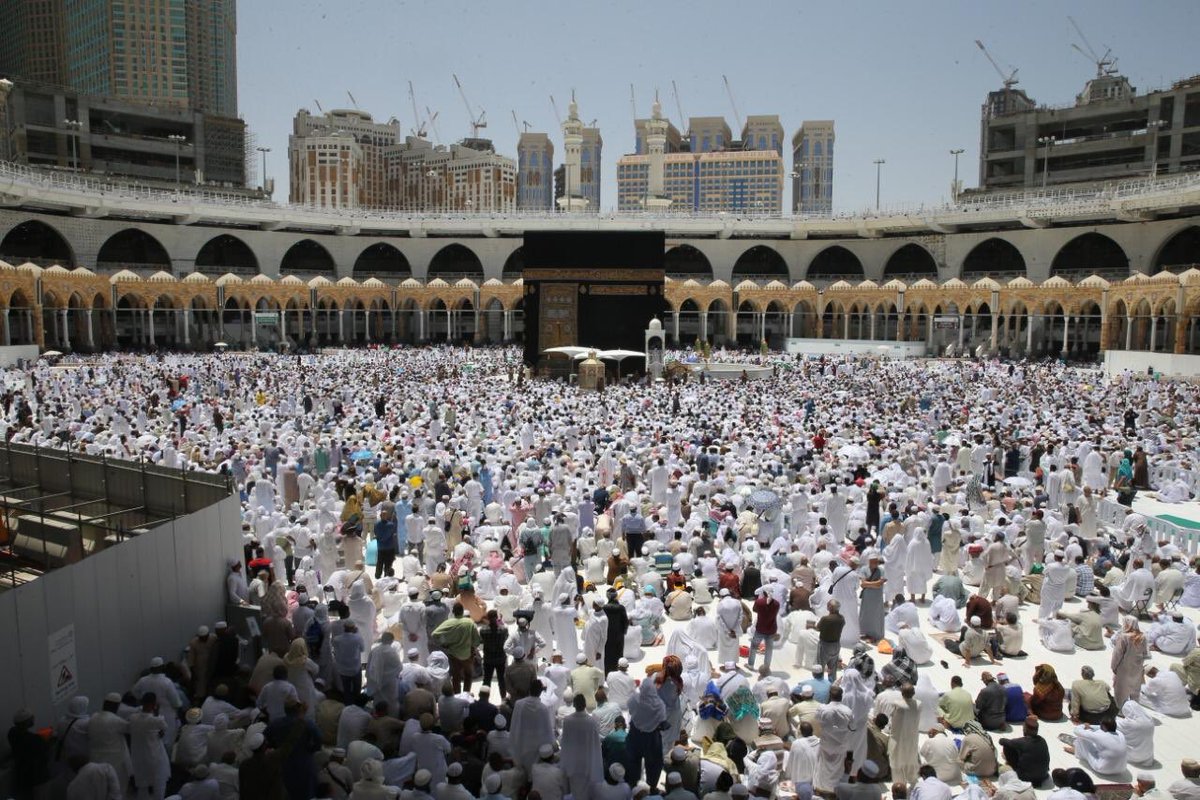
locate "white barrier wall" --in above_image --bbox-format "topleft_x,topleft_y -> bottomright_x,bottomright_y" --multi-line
784,338 -> 927,359
1104,350 -> 1200,378
0,494 -> 242,758
0,344 -> 40,366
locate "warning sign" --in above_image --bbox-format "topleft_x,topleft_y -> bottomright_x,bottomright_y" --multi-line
48,625 -> 78,703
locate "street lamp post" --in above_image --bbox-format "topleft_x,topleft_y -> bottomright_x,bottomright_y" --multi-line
873,159 -> 885,211
64,119 -> 81,171
791,163 -> 808,213
1037,135 -> 1055,189
168,134 -> 187,190
256,146 -> 270,192
950,148 -> 964,203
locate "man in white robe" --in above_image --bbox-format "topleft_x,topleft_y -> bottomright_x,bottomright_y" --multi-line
785,721 -> 820,786
715,589 -> 743,665
1140,667 -> 1192,717
814,687 -> 854,793
827,560 -> 861,646
605,659 -> 637,710
510,691 -> 556,774
559,695 -> 604,800
887,684 -> 921,785
1116,560 -> 1156,613
1069,721 -> 1127,776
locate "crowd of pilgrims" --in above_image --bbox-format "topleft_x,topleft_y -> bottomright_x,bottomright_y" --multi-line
3,346 -> 1200,800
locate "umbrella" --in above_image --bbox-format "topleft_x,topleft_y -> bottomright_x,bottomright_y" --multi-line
170,398 -> 186,410
596,349 -> 646,381
42,350 -> 63,358
351,449 -> 374,461
214,342 -> 229,349
542,346 -> 589,358
942,434 -> 962,447
1003,476 -> 1033,488
748,488 -> 782,513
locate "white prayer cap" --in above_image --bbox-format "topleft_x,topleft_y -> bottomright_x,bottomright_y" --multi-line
575,653 -> 588,664
723,661 -> 737,671
197,626 -> 209,636
668,773 -> 683,785
861,760 -> 881,779
447,762 -> 463,778
719,588 -> 731,598
731,784 -> 750,797
670,746 -> 687,761
484,774 -> 503,793
538,743 -> 555,758
493,714 -> 507,729
104,692 -> 122,704
245,732 -> 265,750
215,621 -> 228,630
414,769 -> 432,787
970,615 -> 982,626
185,708 -> 202,724
609,763 -> 626,780
408,587 -> 419,596
511,646 -> 526,659
801,685 -> 814,697
1137,773 -> 1156,783
407,648 -> 419,658
618,657 -> 629,668
149,657 -> 164,668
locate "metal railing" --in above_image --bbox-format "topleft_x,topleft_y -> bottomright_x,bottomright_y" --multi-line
0,441 -> 233,590
4,159 -> 1199,227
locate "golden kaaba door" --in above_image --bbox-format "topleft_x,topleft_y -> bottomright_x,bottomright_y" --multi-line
539,282 -> 578,349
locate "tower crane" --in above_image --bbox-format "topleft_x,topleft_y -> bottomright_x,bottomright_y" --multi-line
630,84 -> 637,120
974,40 -> 1019,89
722,75 -> 742,131
671,80 -> 687,130
424,106 -> 442,144
408,82 -> 428,138
549,95 -> 562,127
1067,16 -> 1118,77
452,74 -> 487,138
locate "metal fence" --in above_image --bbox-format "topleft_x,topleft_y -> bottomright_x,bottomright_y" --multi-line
0,441 -> 233,589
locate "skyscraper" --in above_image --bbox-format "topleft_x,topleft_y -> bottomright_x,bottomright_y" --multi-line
517,132 -> 554,211
0,0 -> 238,117
792,121 -> 835,215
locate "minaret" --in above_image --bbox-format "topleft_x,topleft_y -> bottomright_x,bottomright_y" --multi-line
557,93 -> 588,212
643,93 -> 673,211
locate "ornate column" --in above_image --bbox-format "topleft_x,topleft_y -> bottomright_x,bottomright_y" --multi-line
1062,315 -> 1071,354
182,307 -> 191,346
338,309 -> 346,342
85,309 -> 94,349
1026,316 -> 1034,352
61,309 -> 70,349
1149,316 -> 1158,352
990,311 -> 999,351
843,312 -> 849,340
1,309 -> 9,346
147,307 -> 156,346
957,314 -> 965,350
699,311 -> 708,342
869,312 -> 877,341
672,310 -> 680,344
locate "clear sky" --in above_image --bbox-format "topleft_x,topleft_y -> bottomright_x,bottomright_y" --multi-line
237,0 -> 1200,212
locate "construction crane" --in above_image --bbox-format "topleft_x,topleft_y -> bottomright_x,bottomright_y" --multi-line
313,98 -> 325,114
1068,16 -> 1118,77
424,106 -> 442,144
549,95 -> 562,127
408,82 -> 429,138
629,84 -> 637,120
671,80 -> 687,130
452,73 -> 487,138
346,91 -> 359,109
511,110 -> 531,136
974,40 -> 1019,89
722,75 -> 742,131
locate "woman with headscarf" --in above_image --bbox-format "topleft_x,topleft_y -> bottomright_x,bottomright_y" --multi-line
657,655 -> 685,757
284,638 -> 320,718
938,521 -> 962,574
1115,700 -> 1155,766
700,738 -> 739,791
905,524 -> 934,602
294,555 -> 319,595
347,581 -> 377,655
840,667 -> 875,772
882,533 -> 908,604
262,581 -> 290,621
1113,457 -> 1136,507
1024,664 -> 1065,722
988,768 -> 1036,800
426,651 -> 451,693
1111,616 -> 1149,705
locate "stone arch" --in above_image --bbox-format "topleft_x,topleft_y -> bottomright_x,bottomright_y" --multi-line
1153,225 -> 1200,270
280,239 -> 336,274
353,242 -> 411,276
806,246 -> 864,280
883,243 -> 937,278
792,298 -> 817,338
707,298 -> 733,346
195,234 -> 259,274
0,219 -> 75,265
676,298 -> 702,344
428,243 -> 484,279
97,228 -> 172,270
664,245 -> 714,279
962,237 -> 1026,276
1051,232 -> 1129,277
732,245 -> 787,281
502,247 -> 524,279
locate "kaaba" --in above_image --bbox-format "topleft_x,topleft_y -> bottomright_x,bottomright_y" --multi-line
522,231 -> 667,371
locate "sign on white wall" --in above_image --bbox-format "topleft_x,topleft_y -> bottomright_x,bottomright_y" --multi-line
48,624 -> 78,704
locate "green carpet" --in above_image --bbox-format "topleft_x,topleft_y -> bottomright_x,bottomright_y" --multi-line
1157,514 -> 1200,531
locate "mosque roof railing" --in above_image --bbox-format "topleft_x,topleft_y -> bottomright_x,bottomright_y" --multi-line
4,161 -> 1200,239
